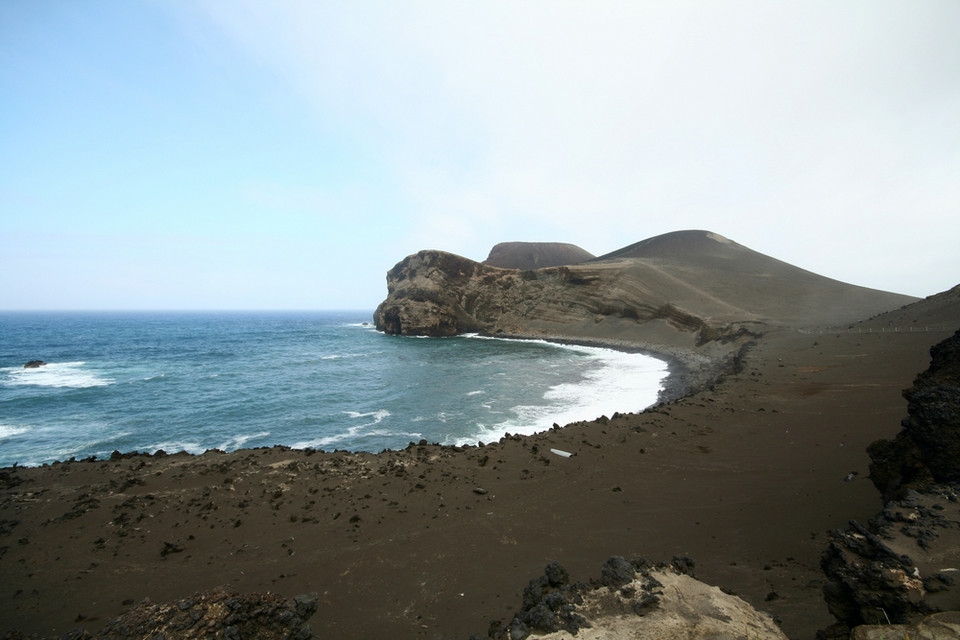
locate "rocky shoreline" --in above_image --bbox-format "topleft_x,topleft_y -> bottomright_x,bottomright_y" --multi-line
478,331 -> 754,405
2,321 -> 955,638
2,260 -> 958,638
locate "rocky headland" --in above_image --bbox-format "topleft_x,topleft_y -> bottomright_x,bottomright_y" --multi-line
2,231 -> 958,639
374,230 -> 914,346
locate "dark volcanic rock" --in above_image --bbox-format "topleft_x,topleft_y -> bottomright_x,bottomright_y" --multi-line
822,329 -> 960,634
23,361 -> 47,368
820,486 -> 960,630
1,588 -> 318,640
868,329 -> 960,502
484,557 -> 786,640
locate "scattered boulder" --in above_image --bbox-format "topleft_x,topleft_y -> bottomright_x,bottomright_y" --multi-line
0,587 -> 318,640
23,361 -> 47,368
483,557 -> 787,640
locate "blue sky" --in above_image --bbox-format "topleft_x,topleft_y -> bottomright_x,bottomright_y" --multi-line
2,1 -> 958,310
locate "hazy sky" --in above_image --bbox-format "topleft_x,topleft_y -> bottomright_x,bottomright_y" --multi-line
2,1 -> 958,310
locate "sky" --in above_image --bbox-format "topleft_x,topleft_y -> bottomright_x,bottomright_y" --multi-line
1,1 -> 958,310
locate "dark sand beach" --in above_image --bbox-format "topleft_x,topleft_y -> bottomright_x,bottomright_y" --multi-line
1,322 -> 954,638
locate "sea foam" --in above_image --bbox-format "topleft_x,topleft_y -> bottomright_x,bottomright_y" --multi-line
2,362 -> 113,389
0,425 -> 29,440
458,341 -> 668,446
291,409 -> 407,449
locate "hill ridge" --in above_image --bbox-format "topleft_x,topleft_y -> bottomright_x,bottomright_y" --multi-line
374,230 -> 920,347
483,241 -> 595,269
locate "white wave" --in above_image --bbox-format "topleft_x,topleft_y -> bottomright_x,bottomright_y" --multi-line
320,352 -> 378,360
291,409 -> 392,449
344,409 -> 390,422
0,425 -> 29,439
454,346 -> 668,446
2,362 -> 113,388
465,334 -> 557,347
293,428 -> 424,450
466,390 -> 485,396
219,431 -> 271,450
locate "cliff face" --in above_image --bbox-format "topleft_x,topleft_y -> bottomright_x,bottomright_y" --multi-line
373,248 -> 725,345
867,327 -> 960,501
374,230 -> 918,347
821,329 -> 960,633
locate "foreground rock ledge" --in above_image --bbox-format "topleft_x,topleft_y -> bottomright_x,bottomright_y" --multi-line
483,557 -> 788,640
0,588 -> 318,640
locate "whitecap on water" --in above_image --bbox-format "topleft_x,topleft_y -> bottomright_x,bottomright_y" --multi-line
291,410 -> 403,449
219,431 -> 271,450
0,425 -> 29,440
3,362 -> 113,389
344,409 -> 391,422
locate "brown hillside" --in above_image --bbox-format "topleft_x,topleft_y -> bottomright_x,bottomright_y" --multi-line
585,229 -> 918,328
851,283 -> 960,330
375,230 -> 919,346
482,241 -> 595,269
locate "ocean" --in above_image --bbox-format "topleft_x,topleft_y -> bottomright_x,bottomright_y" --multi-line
0,311 -> 668,468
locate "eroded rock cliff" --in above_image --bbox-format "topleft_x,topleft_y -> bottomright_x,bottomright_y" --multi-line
373,248 -> 732,346
821,329 -> 960,635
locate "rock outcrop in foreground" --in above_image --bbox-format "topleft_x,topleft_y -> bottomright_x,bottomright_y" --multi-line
821,329 -> 960,636
867,322 -> 960,503
1,588 -> 318,640
483,557 -> 787,640
374,230 -> 916,349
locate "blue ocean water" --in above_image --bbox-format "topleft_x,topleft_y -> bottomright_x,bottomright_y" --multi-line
0,312 -> 668,467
